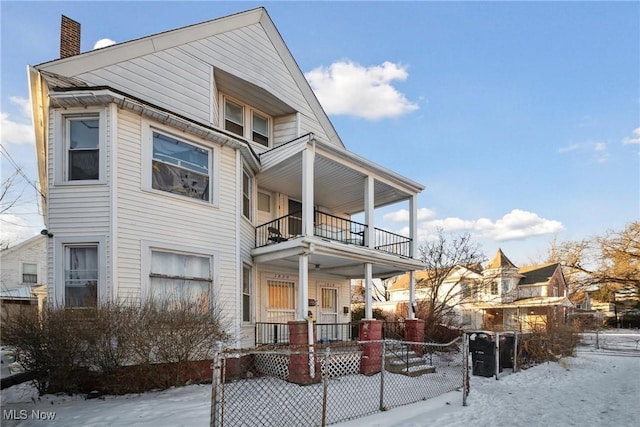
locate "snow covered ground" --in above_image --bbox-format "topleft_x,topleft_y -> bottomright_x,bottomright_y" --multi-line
1,331 -> 639,427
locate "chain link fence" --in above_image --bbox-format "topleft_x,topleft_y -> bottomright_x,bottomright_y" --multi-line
210,338 -> 467,426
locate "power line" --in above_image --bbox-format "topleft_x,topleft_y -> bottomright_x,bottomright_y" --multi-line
0,144 -> 46,200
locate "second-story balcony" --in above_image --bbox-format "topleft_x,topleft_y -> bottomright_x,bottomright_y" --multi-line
256,210 -> 412,258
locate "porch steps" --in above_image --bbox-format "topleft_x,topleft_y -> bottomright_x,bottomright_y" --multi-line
385,345 -> 436,377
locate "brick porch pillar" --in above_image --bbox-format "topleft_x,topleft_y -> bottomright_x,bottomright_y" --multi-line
359,319 -> 383,375
404,319 -> 425,356
288,320 -> 320,385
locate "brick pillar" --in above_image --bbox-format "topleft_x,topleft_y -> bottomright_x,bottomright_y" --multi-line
404,319 -> 425,356
288,320 -> 320,385
359,319 -> 383,375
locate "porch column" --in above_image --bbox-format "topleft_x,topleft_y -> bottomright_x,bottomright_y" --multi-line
364,175 -> 374,249
298,253 -> 309,320
364,262 -> 373,319
409,194 -> 418,258
301,139 -> 315,237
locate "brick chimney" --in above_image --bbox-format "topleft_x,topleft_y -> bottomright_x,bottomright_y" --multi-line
60,15 -> 80,58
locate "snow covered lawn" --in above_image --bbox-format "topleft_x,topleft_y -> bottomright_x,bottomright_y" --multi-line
1,338 -> 639,426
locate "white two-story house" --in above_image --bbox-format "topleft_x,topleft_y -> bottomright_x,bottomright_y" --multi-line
28,8 -> 425,348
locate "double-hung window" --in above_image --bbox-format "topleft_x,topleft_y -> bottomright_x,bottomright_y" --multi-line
223,97 -> 271,147
150,250 -> 212,311
22,263 -> 38,285
242,169 -> 252,220
151,131 -> 211,201
242,265 -> 252,323
67,115 -> 100,181
65,244 -> 98,308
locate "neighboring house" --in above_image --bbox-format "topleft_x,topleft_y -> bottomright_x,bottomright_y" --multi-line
28,9 -> 425,348
0,234 -> 48,317
376,249 -> 573,332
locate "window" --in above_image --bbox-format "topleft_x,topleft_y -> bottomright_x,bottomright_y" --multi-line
258,192 -> 271,212
252,112 -> 269,146
150,250 -> 212,310
66,116 -> 100,181
242,265 -> 252,322
501,279 -> 511,293
242,169 -> 252,220
152,131 -> 211,201
490,281 -> 498,295
22,263 -> 37,284
65,245 -> 98,308
223,97 -> 271,147
224,99 -> 244,136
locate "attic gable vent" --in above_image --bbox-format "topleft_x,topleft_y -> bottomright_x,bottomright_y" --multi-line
60,15 -> 80,58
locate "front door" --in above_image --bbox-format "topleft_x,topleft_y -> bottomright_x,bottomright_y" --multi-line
318,287 -> 338,341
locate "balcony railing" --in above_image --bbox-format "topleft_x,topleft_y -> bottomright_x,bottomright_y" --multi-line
255,210 -> 411,257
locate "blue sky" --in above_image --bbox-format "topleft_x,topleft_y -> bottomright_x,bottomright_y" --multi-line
1,1 -> 638,265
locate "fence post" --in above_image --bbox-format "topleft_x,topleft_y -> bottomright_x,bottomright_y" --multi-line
494,332 -> 500,380
210,341 -> 223,427
321,347 -> 330,427
463,333 -> 469,406
513,332 -> 519,373
379,340 -> 386,411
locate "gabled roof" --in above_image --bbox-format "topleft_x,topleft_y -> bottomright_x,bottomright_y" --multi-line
388,266 -> 483,292
33,7 -> 343,149
518,263 -> 559,286
0,234 -> 45,257
486,248 -> 518,270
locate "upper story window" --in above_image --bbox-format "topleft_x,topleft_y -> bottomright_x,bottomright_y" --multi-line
152,131 -> 211,202
22,263 -> 38,284
55,109 -> 106,185
242,168 -> 252,220
223,97 -> 271,147
67,117 -> 99,180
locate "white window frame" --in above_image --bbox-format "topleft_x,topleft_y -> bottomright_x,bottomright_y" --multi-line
242,168 -> 252,221
21,262 -> 38,285
141,241 -> 217,305
242,264 -> 252,323
222,95 -> 272,148
142,122 -> 219,206
54,108 -> 107,185
54,236 -> 106,307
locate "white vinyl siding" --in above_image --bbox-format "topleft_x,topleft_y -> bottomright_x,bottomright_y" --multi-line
115,110 -> 236,317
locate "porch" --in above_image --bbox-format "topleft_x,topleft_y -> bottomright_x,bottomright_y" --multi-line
255,210 -> 411,257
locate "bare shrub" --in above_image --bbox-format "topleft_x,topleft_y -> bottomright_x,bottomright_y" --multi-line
2,296 -> 229,395
518,320 -> 579,368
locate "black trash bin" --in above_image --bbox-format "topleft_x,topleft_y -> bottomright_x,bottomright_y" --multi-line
499,333 -> 515,370
469,332 -> 496,377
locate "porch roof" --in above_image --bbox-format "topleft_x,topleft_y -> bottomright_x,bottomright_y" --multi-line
252,235 -> 425,280
258,135 -> 425,215
475,296 -> 574,310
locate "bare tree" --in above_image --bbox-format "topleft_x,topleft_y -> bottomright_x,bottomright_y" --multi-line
416,229 -> 486,337
549,221 -> 640,293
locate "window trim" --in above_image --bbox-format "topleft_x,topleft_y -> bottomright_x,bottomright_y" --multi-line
21,262 -> 38,285
141,241 -> 218,304
142,122 -> 219,206
54,108 -> 107,185
242,168 -> 252,221
54,236 -> 106,307
242,264 -> 252,323
222,95 -> 272,148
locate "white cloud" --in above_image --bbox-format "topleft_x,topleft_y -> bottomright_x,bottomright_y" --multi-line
410,208 -> 564,243
475,209 -> 564,241
9,96 -> 31,118
592,141 -> 609,163
558,143 -> 579,153
383,207 -> 436,223
0,112 -> 34,146
622,127 -> 640,145
305,60 -> 419,120
93,38 -> 116,49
